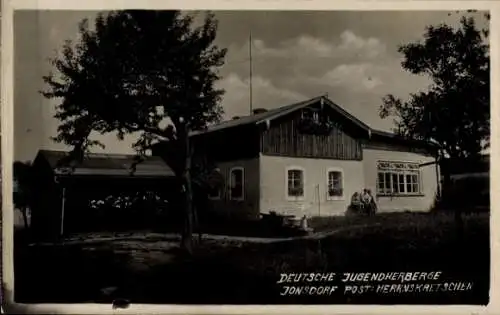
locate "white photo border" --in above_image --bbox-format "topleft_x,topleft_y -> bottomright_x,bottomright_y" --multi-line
2,0 -> 499,314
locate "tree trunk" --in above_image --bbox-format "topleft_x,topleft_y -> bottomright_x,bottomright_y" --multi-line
194,204 -> 202,244
181,171 -> 194,255
180,127 -> 194,256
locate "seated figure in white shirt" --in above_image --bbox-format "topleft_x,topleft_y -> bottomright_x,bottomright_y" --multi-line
362,189 -> 377,215
361,189 -> 372,205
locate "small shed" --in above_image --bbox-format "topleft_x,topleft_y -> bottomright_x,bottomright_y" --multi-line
438,154 -> 490,210
30,149 -> 178,238
440,154 -> 490,178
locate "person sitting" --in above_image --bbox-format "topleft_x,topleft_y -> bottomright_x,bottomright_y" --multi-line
363,189 -> 377,215
361,189 -> 372,204
349,191 -> 363,214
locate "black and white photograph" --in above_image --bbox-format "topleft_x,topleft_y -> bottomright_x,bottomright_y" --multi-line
4,3 -> 492,311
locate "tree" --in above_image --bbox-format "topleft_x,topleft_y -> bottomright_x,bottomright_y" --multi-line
41,10 -> 227,254
379,12 -> 490,161
152,139 -> 225,242
379,11 -> 489,237
13,161 -> 33,229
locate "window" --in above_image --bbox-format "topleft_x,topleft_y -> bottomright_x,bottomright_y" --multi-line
327,168 -> 344,200
406,173 -> 420,193
229,167 -> 244,200
287,167 -> 305,199
13,178 -> 20,194
207,167 -> 224,200
376,161 -> 421,196
208,187 -> 221,200
301,108 -> 320,123
312,111 -> 320,123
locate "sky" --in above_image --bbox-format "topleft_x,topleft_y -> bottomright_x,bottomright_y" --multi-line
13,10 -> 489,162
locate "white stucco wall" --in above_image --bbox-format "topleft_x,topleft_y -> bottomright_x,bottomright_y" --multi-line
259,155 -> 364,217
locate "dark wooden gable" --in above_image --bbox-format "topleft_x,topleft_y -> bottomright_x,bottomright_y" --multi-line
192,124 -> 261,162
259,100 -> 364,160
177,96 -> 436,163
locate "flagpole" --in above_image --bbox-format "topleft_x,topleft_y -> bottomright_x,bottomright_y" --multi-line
249,31 -> 253,115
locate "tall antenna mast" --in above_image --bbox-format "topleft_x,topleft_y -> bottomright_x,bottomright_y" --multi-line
249,31 -> 253,115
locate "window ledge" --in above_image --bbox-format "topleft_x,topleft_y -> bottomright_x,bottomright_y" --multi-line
326,196 -> 345,201
286,196 -> 305,202
376,194 -> 425,198
230,197 -> 245,202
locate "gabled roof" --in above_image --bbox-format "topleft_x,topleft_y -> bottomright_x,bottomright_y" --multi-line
34,149 -> 175,178
190,95 -> 372,137
190,95 -> 437,151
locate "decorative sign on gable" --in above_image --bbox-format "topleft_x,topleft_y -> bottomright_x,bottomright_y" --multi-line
377,161 -> 420,171
297,107 -> 335,136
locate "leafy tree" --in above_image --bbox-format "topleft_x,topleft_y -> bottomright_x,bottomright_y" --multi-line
13,161 -> 33,229
379,11 -> 489,236
41,10 -> 227,254
380,12 -> 490,161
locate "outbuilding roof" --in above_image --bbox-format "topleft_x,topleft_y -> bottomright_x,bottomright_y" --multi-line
34,149 -> 176,178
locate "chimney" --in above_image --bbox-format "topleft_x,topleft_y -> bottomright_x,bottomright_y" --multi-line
252,108 -> 268,115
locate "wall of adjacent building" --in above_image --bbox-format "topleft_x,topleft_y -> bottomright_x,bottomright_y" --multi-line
209,157 -> 261,220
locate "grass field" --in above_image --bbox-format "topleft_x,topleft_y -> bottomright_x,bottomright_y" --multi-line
14,212 -> 490,305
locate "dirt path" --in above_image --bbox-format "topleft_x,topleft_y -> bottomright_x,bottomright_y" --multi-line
30,223 -> 382,247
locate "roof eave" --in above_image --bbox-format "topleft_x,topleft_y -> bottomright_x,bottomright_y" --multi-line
55,174 -> 176,181
193,95 -> 374,137
369,130 -> 440,153
254,96 -> 372,135
255,97 -> 321,126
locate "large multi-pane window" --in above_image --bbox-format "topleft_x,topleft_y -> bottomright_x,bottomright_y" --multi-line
377,161 -> 421,195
